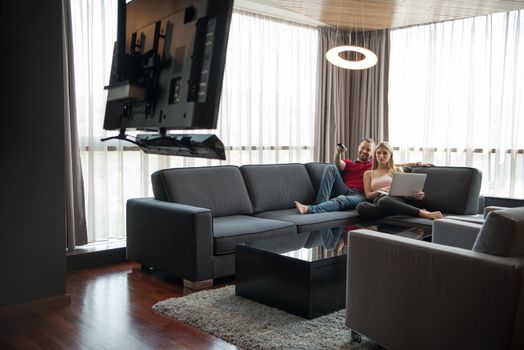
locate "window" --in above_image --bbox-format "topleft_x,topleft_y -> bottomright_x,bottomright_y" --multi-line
70,2 -> 319,243
389,10 -> 524,198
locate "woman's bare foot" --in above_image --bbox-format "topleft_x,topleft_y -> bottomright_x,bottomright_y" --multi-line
294,201 -> 309,214
419,209 -> 443,220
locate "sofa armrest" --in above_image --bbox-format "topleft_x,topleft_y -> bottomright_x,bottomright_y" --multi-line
346,229 -> 523,350
483,205 -> 507,218
482,196 -> 524,210
127,198 -> 214,282
432,218 -> 482,249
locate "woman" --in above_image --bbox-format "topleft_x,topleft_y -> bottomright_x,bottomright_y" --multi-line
357,141 -> 443,220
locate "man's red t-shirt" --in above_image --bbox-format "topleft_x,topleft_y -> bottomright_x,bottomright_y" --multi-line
342,159 -> 373,193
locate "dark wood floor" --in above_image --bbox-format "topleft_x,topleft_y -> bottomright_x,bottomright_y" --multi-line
0,262 -> 238,349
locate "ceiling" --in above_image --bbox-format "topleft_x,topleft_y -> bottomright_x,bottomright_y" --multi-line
239,0 -> 524,31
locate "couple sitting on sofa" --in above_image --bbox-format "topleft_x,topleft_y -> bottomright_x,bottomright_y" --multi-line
294,138 -> 443,220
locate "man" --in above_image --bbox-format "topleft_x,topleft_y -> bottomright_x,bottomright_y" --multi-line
294,138 -> 375,214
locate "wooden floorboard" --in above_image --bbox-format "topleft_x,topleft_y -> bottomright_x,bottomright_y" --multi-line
0,262 -> 238,350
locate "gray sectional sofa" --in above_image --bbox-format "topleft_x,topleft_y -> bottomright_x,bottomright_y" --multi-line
126,163 -> 483,285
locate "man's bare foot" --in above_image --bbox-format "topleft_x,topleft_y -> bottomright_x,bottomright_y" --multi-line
294,201 -> 309,214
419,209 -> 443,220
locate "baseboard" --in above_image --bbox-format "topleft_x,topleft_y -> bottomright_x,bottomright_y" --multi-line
67,246 -> 127,271
0,294 -> 71,318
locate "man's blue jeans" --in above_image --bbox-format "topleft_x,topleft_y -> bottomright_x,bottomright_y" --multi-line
308,165 -> 365,213
319,227 -> 346,250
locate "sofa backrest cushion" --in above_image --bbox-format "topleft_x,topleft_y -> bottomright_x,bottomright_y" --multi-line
151,166 -> 253,217
473,207 -> 524,257
241,164 -> 316,213
305,162 -> 332,194
412,166 -> 481,214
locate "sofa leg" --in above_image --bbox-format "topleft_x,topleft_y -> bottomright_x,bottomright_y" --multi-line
183,279 -> 213,290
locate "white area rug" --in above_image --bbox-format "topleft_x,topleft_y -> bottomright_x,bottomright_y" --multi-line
153,285 -> 380,350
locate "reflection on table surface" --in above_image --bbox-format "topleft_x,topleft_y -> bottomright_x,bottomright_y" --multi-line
244,223 -> 430,262
354,223 -> 430,239
279,227 -> 348,262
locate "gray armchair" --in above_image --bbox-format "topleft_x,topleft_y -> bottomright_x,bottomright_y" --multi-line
346,207 -> 524,350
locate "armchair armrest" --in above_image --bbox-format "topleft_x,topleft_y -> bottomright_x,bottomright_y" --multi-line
346,229 -> 523,350
127,198 -> 213,282
432,218 -> 482,249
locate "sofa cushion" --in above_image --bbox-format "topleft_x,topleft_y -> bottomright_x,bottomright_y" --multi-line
151,166 -> 253,218
255,208 -> 360,232
305,162 -> 331,194
213,215 -> 296,255
412,166 -> 481,214
472,207 -> 524,257
241,164 -> 316,213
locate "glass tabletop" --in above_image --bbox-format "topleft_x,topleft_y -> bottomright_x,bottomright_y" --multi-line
239,222 -> 432,262
240,227 -> 350,263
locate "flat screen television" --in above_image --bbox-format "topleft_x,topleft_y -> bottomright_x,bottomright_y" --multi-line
102,0 -> 233,159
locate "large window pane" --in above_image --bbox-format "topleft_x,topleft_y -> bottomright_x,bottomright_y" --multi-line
389,10 -> 524,198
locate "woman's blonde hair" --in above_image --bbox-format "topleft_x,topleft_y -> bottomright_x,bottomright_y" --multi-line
372,141 -> 397,175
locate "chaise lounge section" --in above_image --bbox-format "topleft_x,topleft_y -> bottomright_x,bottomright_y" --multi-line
371,166 -> 482,227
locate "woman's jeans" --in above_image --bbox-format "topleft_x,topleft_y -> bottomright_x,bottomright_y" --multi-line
357,194 -> 421,219
308,165 -> 365,213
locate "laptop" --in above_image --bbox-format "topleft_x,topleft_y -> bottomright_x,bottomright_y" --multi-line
377,173 -> 427,197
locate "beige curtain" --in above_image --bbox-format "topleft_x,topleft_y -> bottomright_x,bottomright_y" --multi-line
63,0 -> 87,249
315,27 -> 390,161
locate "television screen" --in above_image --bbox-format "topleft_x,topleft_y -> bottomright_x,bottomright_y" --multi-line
102,0 -> 233,159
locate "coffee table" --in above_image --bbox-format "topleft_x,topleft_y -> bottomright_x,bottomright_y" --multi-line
235,224 -> 431,319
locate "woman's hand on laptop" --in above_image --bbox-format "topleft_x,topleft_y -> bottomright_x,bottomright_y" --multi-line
413,191 -> 425,200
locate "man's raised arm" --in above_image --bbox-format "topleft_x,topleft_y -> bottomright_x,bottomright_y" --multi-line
334,144 -> 347,171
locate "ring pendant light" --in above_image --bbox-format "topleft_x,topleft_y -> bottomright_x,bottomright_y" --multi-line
325,45 -> 378,70
325,0 -> 377,70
